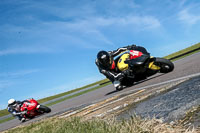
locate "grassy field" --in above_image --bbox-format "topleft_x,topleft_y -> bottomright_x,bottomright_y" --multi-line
0,109 -> 9,118
4,116 -> 196,133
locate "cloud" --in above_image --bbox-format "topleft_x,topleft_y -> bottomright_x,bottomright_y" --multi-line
0,80 -> 13,89
0,69 -> 40,93
0,46 -> 53,56
178,9 -> 200,25
106,15 -> 160,29
0,0 -> 161,56
20,0 -> 140,20
0,80 -> 13,95
0,69 -> 40,78
65,15 -> 161,31
0,14 -> 160,56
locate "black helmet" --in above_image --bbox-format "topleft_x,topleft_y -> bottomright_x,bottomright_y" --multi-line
97,51 -> 113,68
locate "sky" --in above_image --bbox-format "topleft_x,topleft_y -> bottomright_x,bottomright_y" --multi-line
1,0 -> 200,109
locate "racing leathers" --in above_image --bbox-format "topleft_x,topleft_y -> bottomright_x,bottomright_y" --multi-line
95,44 -> 149,89
7,100 -> 29,122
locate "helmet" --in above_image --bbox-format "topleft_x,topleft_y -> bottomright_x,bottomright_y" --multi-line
8,99 -> 16,106
97,51 -> 113,68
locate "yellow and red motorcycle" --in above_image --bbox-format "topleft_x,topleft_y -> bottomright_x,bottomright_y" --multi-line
114,50 -> 174,90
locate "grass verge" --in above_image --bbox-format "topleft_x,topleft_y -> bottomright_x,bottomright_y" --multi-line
0,109 -> 9,118
45,82 -> 111,106
38,78 -> 109,104
179,105 -> 200,128
164,43 -> 200,61
4,116 -> 196,133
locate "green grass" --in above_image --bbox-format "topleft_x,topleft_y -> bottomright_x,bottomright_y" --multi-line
5,116 -> 189,133
0,109 -> 9,118
45,82 -> 111,106
38,78 -> 109,104
164,43 -> 200,61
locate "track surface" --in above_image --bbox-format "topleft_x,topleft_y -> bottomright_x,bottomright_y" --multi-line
1,52 -> 200,132
117,75 -> 200,123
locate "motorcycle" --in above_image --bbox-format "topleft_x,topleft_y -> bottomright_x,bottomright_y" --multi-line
20,98 -> 51,121
114,50 -> 174,90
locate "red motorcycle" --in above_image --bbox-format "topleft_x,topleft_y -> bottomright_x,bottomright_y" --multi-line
20,98 -> 51,120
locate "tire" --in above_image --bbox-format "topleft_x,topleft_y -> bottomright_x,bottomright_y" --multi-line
38,105 -> 51,113
154,58 -> 174,73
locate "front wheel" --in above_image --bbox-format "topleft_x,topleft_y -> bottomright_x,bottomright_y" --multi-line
38,105 -> 51,113
154,58 -> 174,73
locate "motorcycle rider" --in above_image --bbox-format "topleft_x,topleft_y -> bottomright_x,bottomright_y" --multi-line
95,44 -> 149,90
7,99 -> 29,122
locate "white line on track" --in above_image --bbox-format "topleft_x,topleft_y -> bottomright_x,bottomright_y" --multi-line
124,72 -> 200,95
61,72 -> 200,118
94,73 -> 200,117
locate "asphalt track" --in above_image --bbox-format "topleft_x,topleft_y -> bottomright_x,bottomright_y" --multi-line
117,75 -> 200,124
0,52 -> 200,132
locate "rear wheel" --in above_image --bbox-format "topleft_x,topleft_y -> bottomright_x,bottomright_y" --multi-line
154,58 -> 174,73
38,105 -> 51,113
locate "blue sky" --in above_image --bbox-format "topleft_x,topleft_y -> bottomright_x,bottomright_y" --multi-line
1,0 -> 200,109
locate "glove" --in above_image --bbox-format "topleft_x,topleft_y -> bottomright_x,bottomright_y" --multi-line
21,111 -> 27,115
100,69 -> 106,74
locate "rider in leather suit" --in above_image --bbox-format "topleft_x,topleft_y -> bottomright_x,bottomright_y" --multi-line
7,99 -> 29,122
95,44 -> 149,90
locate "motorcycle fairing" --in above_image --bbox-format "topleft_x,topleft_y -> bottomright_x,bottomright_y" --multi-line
129,50 -> 143,59
20,98 -> 40,117
23,102 -> 37,111
116,50 -> 144,71
117,53 -> 129,71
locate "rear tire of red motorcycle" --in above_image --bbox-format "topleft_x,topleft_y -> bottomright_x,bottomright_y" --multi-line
154,58 -> 174,73
39,105 -> 51,113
